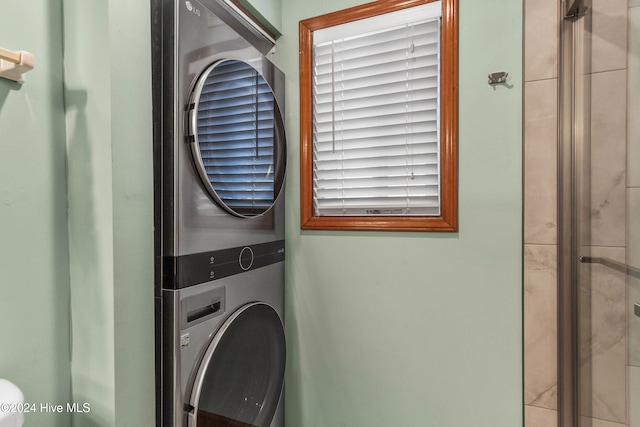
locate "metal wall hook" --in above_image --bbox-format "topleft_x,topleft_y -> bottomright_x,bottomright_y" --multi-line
488,71 -> 508,85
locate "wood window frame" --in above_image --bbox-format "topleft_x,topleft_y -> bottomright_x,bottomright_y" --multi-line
299,0 -> 458,232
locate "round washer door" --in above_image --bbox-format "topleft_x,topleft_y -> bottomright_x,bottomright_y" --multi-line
188,59 -> 286,218
188,303 -> 286,427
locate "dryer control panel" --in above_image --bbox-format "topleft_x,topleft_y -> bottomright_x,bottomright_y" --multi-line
163,240 -> 285,289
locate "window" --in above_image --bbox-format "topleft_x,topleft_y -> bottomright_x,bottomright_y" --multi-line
299,0 -> 458,231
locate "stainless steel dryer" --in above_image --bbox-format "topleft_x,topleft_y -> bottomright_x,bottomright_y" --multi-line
153,0 -> 286,288
151,0 -> 286,426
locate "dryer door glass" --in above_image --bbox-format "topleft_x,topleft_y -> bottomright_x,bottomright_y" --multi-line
189,303 -> 285,427
189,59 -> 286,218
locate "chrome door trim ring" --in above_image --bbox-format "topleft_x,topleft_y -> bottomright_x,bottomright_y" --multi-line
186,59 -> 286,219
186,301 -> 285,427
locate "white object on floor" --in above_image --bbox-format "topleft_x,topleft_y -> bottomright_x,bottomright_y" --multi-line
0,379 -> 24,427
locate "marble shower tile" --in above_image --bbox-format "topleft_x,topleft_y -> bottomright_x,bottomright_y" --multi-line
591,0 -> 628,73
590,418 -> 627,427
525,0 -> 558,81
524,79 -> 558,245
629,189 -> 640,263
631,366 -> 640,427
587,246 -> 627,424
629,188 -> 640,366
525,405 -> 558,427
591,338 -> 627,423
630,274 -> 640,367
629,6 -> 640,187
525,244 -> 558,410
590,70 -> 627,248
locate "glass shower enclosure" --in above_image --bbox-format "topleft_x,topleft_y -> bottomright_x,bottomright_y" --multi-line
558,0 -> 640,426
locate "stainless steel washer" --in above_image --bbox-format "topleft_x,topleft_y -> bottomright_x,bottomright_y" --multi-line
161,265 -> 285,427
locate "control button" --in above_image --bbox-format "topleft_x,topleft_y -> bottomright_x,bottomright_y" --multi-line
239,246 -> 254,271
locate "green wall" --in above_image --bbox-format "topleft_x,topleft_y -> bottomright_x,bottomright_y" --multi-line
0,1 -> 72,426
107,0 -> 155,424
0,0 -> 154,426
63,0 -> 155,425
273,0 -> 524,425
63,0 -> 116,424
238,0 -> 282,36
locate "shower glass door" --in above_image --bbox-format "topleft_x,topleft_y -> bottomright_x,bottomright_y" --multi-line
560,0 -> 640,426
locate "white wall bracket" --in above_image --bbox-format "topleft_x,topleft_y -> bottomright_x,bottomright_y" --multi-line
0,47 -> 35,84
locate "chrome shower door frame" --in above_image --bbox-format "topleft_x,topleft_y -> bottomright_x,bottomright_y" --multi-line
558,0 -> 592,426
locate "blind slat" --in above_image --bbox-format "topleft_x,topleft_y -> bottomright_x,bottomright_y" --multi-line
312,7 -> 442,217
314,78 -> 438,107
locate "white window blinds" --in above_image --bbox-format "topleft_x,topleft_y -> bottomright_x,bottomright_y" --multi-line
312,2 -> 442,217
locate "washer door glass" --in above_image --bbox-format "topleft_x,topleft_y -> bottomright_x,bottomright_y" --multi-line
189,59 -> 286,218
189,303 -> 285,427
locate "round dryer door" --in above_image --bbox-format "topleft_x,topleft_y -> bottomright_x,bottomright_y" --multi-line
188,59 -> 286,218
188,303 -> 285,427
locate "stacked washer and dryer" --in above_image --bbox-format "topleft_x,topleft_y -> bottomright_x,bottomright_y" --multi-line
151,1 -> 286,426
